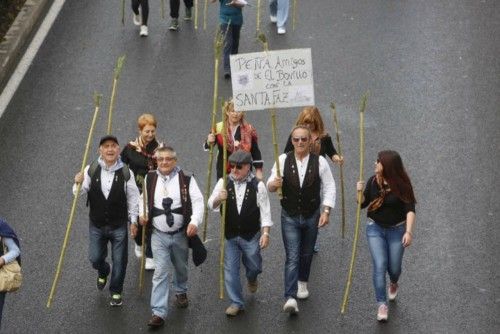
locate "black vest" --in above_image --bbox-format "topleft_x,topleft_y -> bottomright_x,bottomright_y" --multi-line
281,152 -> 321,217
145,170 -> 192,229
88,165 -> 128,227
223,177 -> 261,240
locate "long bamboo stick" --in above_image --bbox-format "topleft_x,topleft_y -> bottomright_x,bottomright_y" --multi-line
161,0 -> 165,20
292,0 -> 297,31
121,0 -> 125,25
47,93 -> 102,308
219,102 -> 228,300
330,102 -> 346,238
138,181 -> 147,294
256,0 -> 261,33
107,55 -> 126,135
194,0 -> 199,29
340,92 -> 368,314
203,0 -> 208,30
202,29 -> 225,242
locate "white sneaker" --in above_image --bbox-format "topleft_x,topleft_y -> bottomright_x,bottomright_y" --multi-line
134,244 -> 142,258
140,25 -> 148,37
133,13 -> 142,26
297,281 -> 309,299
377,304 -> 388,321
270,15 -> 277,23
283,298 -> 299,314
145,257 -> 155,271
277,26 -> 286,35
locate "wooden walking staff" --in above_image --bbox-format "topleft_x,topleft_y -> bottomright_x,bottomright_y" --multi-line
202,29 -> 225,242
106,55 -> 126,135
121,0 -> 125,25
256,0 -> 261,33
194,0 -> 199,29
47,93 -> 103,308
292,0 -> 297,31
340,92 -> 368,314
257,33 -> 283,198
330,102 -> 346,238
161,0 -> 165,19
219,101 -> 228,300
203,0 -> 208,30
138,182 -> 147,294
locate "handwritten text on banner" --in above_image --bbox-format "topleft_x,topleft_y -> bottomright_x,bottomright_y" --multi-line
230,49 -> 314,111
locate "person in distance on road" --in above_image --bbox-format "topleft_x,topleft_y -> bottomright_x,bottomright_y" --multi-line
356,150 -> 416,322
208,150 -> 273,316
131,0 -> 150,36
211,0 -> 247,79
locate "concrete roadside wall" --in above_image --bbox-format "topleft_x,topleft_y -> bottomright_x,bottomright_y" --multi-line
0,0 -> 54,93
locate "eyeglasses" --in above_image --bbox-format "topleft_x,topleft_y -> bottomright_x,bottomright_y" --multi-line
157,157 -> 175,162
292,137 -> 309,143
230,164 -> 244,170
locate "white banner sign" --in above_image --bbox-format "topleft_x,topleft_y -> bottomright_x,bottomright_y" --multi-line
230,48 -> 314,111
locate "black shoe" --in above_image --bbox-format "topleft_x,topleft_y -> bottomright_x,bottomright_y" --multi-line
97,276 -> 107,290
175,293 -> 189,308
224,72 -> 231,80
148,315 -> 165,327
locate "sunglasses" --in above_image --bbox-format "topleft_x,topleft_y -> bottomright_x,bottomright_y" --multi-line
376,159 -> 381,163
292,137 -> 309,143
157,157 -> 175,162
230,164 -> 244,170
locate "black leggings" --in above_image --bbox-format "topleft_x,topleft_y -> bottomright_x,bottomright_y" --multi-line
131,0 -> 149,26
170,0 -> 193,18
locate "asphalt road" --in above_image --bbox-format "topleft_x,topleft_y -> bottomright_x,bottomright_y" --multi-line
0,0 -> 499,333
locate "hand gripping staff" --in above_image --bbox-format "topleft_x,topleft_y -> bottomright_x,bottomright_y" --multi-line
340,92 -> 368,314
202,28 -> 227,242
330,102 -> 346,238
47,93 -> 103,308
107,55 -> 126,135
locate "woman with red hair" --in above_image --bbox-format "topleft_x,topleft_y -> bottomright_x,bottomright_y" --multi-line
121,113 -> 163,270
357,150 -> 416,322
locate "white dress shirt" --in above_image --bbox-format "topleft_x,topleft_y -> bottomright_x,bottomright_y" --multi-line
139,170 -> 204,233
267,153 -> 336,209
73,159 -> 139,224
208,177 -> 273,228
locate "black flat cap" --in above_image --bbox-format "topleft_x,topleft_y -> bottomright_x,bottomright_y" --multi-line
99,135 -> 119,146
228,150 -> 252,164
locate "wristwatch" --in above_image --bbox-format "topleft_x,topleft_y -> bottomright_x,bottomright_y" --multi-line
323,207 -> 330,214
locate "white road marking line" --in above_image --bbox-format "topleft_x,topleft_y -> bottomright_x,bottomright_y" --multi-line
0,0 -> 66,119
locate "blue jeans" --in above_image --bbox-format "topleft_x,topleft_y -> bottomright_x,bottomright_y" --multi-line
150,229 -> 189,319
269,0 -> 289,28
281,208 -> 320,299
366,220 -> 406,304
88,224 -> 128,294
224,233 -> 263,308
220,24 -> 241,74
